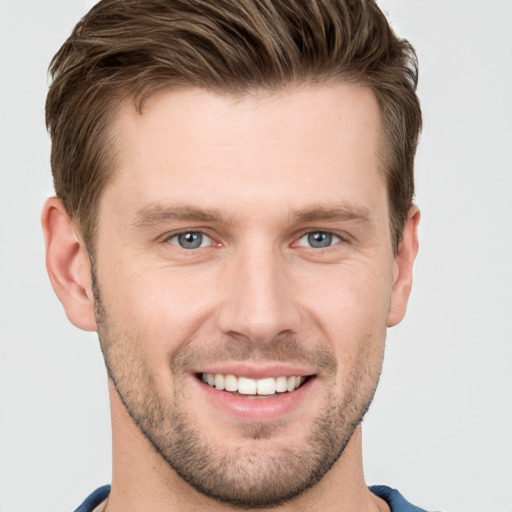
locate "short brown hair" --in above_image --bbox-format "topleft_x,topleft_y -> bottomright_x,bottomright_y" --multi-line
46,0 -> 421,252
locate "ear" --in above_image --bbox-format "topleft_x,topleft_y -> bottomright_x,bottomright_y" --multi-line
387,206 -> 420,327
41,197 -> 97,331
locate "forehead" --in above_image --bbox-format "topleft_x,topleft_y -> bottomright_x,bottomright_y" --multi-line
103,83 -> 386,224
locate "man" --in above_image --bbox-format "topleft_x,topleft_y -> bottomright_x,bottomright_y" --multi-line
42,0 -> 428,510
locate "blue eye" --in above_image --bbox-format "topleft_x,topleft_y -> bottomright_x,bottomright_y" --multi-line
169,232 -> 212,249
298,231 -> 340,248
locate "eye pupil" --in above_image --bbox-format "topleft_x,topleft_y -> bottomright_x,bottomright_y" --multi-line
178,232 -> 203,249
308,232 -> 333,248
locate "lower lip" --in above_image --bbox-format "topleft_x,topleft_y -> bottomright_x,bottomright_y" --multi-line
193,376 -> 315,422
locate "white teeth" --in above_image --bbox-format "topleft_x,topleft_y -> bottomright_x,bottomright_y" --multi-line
256,377 -> 276,396
275,376 -> 288,393
238,377 -> 257,395
201,373 -> 306,395
214,374 -> 225,390
224,374 -> 238,392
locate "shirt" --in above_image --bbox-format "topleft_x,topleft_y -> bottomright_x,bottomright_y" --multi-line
74,484 -> 436,511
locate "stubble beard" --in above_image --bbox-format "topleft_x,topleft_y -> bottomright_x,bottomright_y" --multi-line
93,277 -> 384,509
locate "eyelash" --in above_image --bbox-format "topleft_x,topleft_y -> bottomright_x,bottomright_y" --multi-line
164,230 -> 215,250
296,231 -> 344,249
163,229 -> 347,251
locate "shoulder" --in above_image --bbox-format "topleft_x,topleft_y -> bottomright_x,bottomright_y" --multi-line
73,485 -> 111,512
370,485 -> 443,512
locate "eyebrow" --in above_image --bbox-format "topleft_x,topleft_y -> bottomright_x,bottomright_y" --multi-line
293,203 -> 373,225
130,201 -> 373,229
130,203 -> 232,228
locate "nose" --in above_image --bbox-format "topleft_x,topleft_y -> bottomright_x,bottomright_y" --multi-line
216,245 -> 302,344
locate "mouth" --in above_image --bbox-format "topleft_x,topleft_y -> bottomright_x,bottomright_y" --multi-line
198,372 -> 310,397
192,365 -> 318,421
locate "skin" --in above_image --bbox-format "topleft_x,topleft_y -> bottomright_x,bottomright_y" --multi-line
42,83 -> 419,512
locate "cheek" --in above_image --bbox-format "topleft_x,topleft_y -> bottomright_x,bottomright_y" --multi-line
299,262 -> 393,335
99,260 -> 220,353
295,262 -> 391,384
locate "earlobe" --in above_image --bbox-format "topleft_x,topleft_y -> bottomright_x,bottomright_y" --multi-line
387,206 -> 420,327
41,197 -> 97,331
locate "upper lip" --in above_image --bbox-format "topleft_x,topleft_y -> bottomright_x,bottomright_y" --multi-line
193,362 -> 317,379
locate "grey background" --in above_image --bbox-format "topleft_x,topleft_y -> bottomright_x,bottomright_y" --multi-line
0,1 -> 511,511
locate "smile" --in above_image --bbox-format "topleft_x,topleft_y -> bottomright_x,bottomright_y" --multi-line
201,373 -> 307,396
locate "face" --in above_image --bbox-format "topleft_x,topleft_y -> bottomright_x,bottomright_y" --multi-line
92,84 -> 402,507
